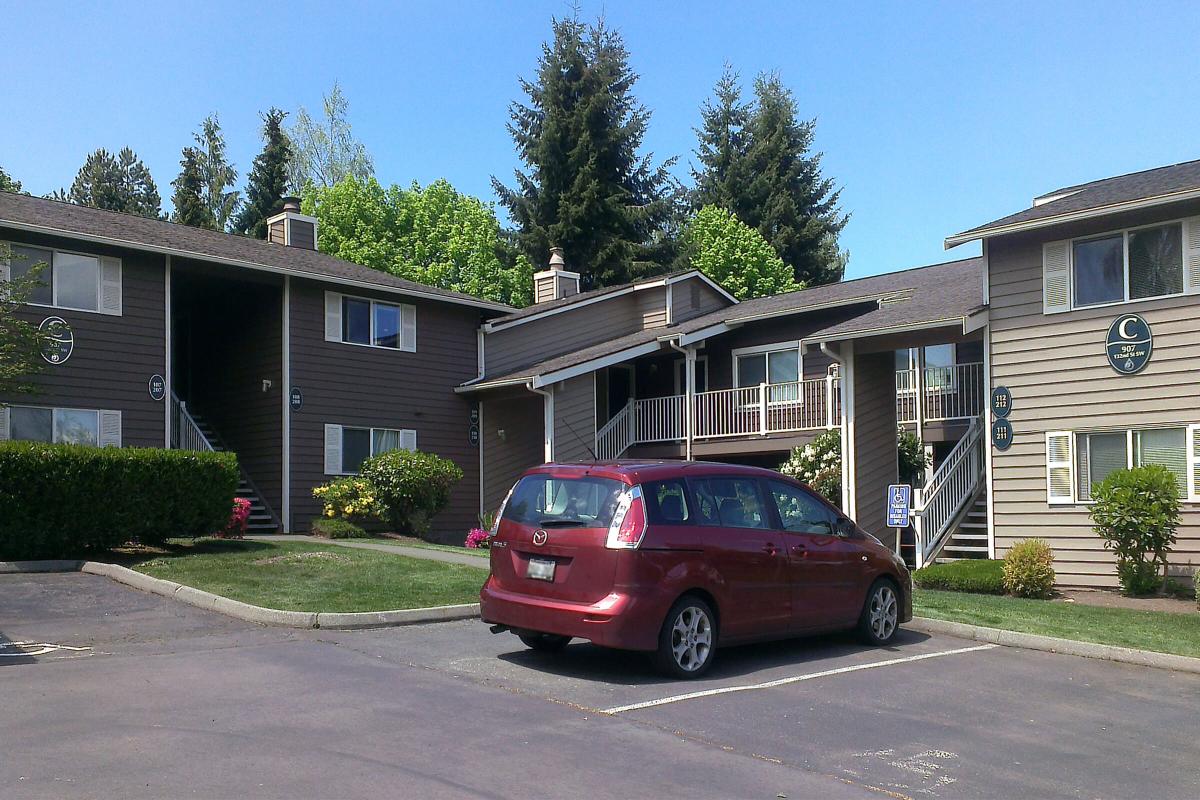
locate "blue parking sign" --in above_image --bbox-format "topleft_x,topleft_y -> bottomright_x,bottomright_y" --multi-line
886,484 -> 911,528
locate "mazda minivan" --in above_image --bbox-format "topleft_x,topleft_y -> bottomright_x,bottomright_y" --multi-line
479,461 -> 912,678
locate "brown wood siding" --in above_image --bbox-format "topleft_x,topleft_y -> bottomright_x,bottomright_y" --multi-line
481,393 -> 544,513
1,229 -> 166,447
636,286 -> 668,328
268,219 -> 286,246
289,220 -> 316,250
288,279 -> 482,541
484,292 -> 643,376
988,201 -> 1200,586
852,350 -> 897,545
672,277 -> 731,322
553,374 -> 596,462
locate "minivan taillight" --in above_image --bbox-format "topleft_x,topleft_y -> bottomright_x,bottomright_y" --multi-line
606,486 -> 646,549
490,485 -> 514,537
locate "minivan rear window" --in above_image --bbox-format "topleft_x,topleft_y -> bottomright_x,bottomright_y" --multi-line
502,475 -> 627,529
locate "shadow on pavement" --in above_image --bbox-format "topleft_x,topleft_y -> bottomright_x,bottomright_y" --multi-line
496,627 -> 934,685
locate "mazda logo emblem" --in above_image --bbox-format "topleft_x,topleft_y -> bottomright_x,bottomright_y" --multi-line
532,529 -> 548,546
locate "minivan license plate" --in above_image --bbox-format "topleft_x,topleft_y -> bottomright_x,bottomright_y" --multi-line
526,558 -> 555,582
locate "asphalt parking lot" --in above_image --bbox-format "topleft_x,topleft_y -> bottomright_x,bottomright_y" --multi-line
3,573 -> 1200,799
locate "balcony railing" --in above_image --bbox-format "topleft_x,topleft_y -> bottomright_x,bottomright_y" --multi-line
896,362 -> 985,424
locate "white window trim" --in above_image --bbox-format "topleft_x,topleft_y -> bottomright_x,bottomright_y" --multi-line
1057,425 -> 1197,505
673,355 -> 708,395
1188,424 -> 1200,503
896,344 -> 959,394
4,242 -> 121,316
1046,430 -> 1075,505
732,340 -> 803,406
329,291 -> 416,352
326,423 -> 417,476
1,404 -> 120,447
1066,217 -> 1191,311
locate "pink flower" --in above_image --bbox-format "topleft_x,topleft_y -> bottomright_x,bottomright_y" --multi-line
464,528 -> 491,549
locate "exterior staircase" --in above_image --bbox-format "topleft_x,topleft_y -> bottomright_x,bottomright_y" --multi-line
933,488 -> 989,562
172,395 -> 280,532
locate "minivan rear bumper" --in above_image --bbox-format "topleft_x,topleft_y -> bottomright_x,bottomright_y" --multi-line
480,577 -> 662,651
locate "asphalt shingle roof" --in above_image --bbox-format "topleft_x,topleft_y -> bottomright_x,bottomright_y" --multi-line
487,269 -> 703,325
949,158 -> 1200,244
0,191 -> 513,311
466,256 -> 984,388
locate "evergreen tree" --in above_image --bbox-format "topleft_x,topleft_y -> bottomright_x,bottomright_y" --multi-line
233,108 -> 292,238
193,114 -> 239,230
54,147 -> 163,218
287,82 -> 374,191
691,71 -> 848,287
0,165 -> 23,193
493,15 -> 678,289
171,147 -> 216,229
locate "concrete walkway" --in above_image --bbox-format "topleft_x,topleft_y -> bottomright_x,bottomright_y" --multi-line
246,534 -> 489,568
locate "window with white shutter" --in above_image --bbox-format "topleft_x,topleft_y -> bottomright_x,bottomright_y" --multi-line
400,428 -> 417,451
1184,218 -> 1200,295
324,292 -> 342,342
401,303 -> 417,352
1046,431 -> 1074,504
0,406 -> 8,440
1188,424 -> 1200,502
98,410 -> 121,447
324,423 -> 343,474
325,290 -> 415,352
1042,240 -> 1071,314
99,257 -> 122,316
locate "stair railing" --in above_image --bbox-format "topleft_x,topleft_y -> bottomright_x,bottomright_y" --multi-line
171,393 -> 214,452
909,412 -> 985,568
595,399 -> 635,460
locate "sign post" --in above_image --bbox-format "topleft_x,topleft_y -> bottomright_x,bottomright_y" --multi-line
886,484 -> 911,528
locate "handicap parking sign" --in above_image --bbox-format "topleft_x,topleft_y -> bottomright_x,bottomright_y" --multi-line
886,484 -> 911,528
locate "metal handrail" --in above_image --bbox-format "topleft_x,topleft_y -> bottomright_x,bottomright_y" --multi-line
910,412 -> 985,567
595,399 -> 634,460
171,393 -> 214,452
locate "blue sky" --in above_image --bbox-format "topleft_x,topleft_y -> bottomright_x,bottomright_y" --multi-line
5,1 -> 1199,279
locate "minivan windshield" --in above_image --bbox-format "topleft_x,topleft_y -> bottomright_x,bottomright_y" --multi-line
503,475 -> 627,529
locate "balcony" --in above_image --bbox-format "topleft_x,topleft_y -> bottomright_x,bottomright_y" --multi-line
895,362 -> 985,424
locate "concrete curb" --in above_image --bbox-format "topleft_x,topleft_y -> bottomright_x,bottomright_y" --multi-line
910,616 -> 1200,675
0,560 -> 83,573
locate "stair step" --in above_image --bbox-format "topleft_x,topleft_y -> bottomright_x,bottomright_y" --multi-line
943,545 -> 990,553
951,533 -> 989,541
958,522 -> 988,529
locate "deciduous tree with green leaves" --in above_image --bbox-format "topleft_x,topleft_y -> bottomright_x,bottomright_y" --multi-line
0,243 -> 45,397
494,15 -> 679,289
171,147 -> 216,229
681,205 -> 799,299
303,176 -> 533,306
53,147 -> 163,219
287,82 -> 374,191
233,108 -> 292,239
0,166 -> 23,193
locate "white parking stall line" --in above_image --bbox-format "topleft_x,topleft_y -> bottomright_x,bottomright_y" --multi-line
601,644 -> 998,715
0,641 -> 94,658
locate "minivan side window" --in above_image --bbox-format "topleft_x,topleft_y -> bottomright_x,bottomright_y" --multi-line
690,478 -> 768,529
768,480 -> 836,535
644,480 -> 692,525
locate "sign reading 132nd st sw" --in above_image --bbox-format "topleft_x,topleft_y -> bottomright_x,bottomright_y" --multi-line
1105,313 -> 1153,375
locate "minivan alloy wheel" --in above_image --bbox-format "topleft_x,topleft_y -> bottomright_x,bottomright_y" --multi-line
671,605 -> 713,672
869,584 -> 898,641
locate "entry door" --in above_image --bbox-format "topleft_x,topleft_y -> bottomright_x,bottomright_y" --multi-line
691,477 -> 790,640
766,480 -> 864,630
606,365 -> 634,421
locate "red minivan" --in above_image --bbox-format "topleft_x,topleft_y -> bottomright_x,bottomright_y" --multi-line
479,461 -> 912,678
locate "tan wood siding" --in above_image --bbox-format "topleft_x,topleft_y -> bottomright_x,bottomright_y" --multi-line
851,351 -> 897,545
1,229 -> 166,447
268,219 -> 286,246
636,286 -> 668,329
481,393 -> 544,513
672,277 -> 731,322
289,279 -> 482,541
553,374 -> 596,462
484,293 -> 643,376
988,206 -> 1200,586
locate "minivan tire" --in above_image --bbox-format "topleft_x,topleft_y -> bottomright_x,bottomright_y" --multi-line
653,596 -> 717,679
517,632 -> 572,652
857,578 -> 900,646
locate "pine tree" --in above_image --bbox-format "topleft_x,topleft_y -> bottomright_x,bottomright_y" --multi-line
171,147 -> 216,229
691,71 -> 848,287
194,114 -> 239,230
233,108 -> 293,238
493,16 -> 678,289
55,147 -> 163,218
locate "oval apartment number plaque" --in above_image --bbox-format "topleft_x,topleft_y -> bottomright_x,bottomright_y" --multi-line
1105,313 -> 1152,375
38,317 -> 74,364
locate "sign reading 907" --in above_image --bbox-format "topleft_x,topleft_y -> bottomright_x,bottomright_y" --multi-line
1105,314 -> 1153,375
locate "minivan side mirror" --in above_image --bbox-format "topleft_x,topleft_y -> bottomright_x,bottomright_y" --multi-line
834,517 -> 855,537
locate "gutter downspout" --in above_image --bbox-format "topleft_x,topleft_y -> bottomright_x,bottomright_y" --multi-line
527,382 -> 554,463
668,338 -> 694,461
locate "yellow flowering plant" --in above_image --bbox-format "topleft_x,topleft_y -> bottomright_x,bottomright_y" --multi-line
312,477 -> 385,521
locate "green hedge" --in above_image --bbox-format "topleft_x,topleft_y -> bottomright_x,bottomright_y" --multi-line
0,441 -> 239,559
912,559 -> 1005,594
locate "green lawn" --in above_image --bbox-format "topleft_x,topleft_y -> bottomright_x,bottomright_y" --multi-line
131,539 -> 489,613
915,589 -> 1200,658
339,536 -> 490,559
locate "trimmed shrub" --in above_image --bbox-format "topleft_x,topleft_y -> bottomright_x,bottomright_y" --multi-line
312,476 -> 384,522
1002,539 -> 1056,598
310,517 -> 366,539
1089,465 -> 1181,596
360,449 -> 463,539
912,559 -> 1005,594
0,441 -> 238,559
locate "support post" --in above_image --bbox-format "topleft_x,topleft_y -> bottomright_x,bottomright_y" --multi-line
759,382 -> 768,436
684,346 -> 696,460
914,346 -> 925,443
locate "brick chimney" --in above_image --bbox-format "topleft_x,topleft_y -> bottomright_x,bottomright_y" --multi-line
266,196 -> 319,250
533,246 -> 581,303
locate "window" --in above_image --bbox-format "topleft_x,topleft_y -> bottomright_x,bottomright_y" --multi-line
501,475 -> 626,529
325,292 -> 415,351
3,405 -> 118,447
1050,220 -> 1190,311
768,480 -> 836,534
895,344 -> 957,391
734,342 -> 802,404
1063,427 -> 1192,502
6,243 -> 120,314
673,357 -> 708,394
644,479 -> 692,524
691,478 -> 768,529
324,424 -> 416,474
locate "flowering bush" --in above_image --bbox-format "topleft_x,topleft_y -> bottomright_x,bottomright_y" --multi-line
361,449 -> 463,538
465,528 -> 490,549
780,429 -> 842,506
1002,539 -> 1056,598
312,477 -> 384,521
215,498 -> 251,539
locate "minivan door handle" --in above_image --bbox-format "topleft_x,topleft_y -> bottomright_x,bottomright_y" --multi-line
762,543 -> 779,556
790,543 -> 807,557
